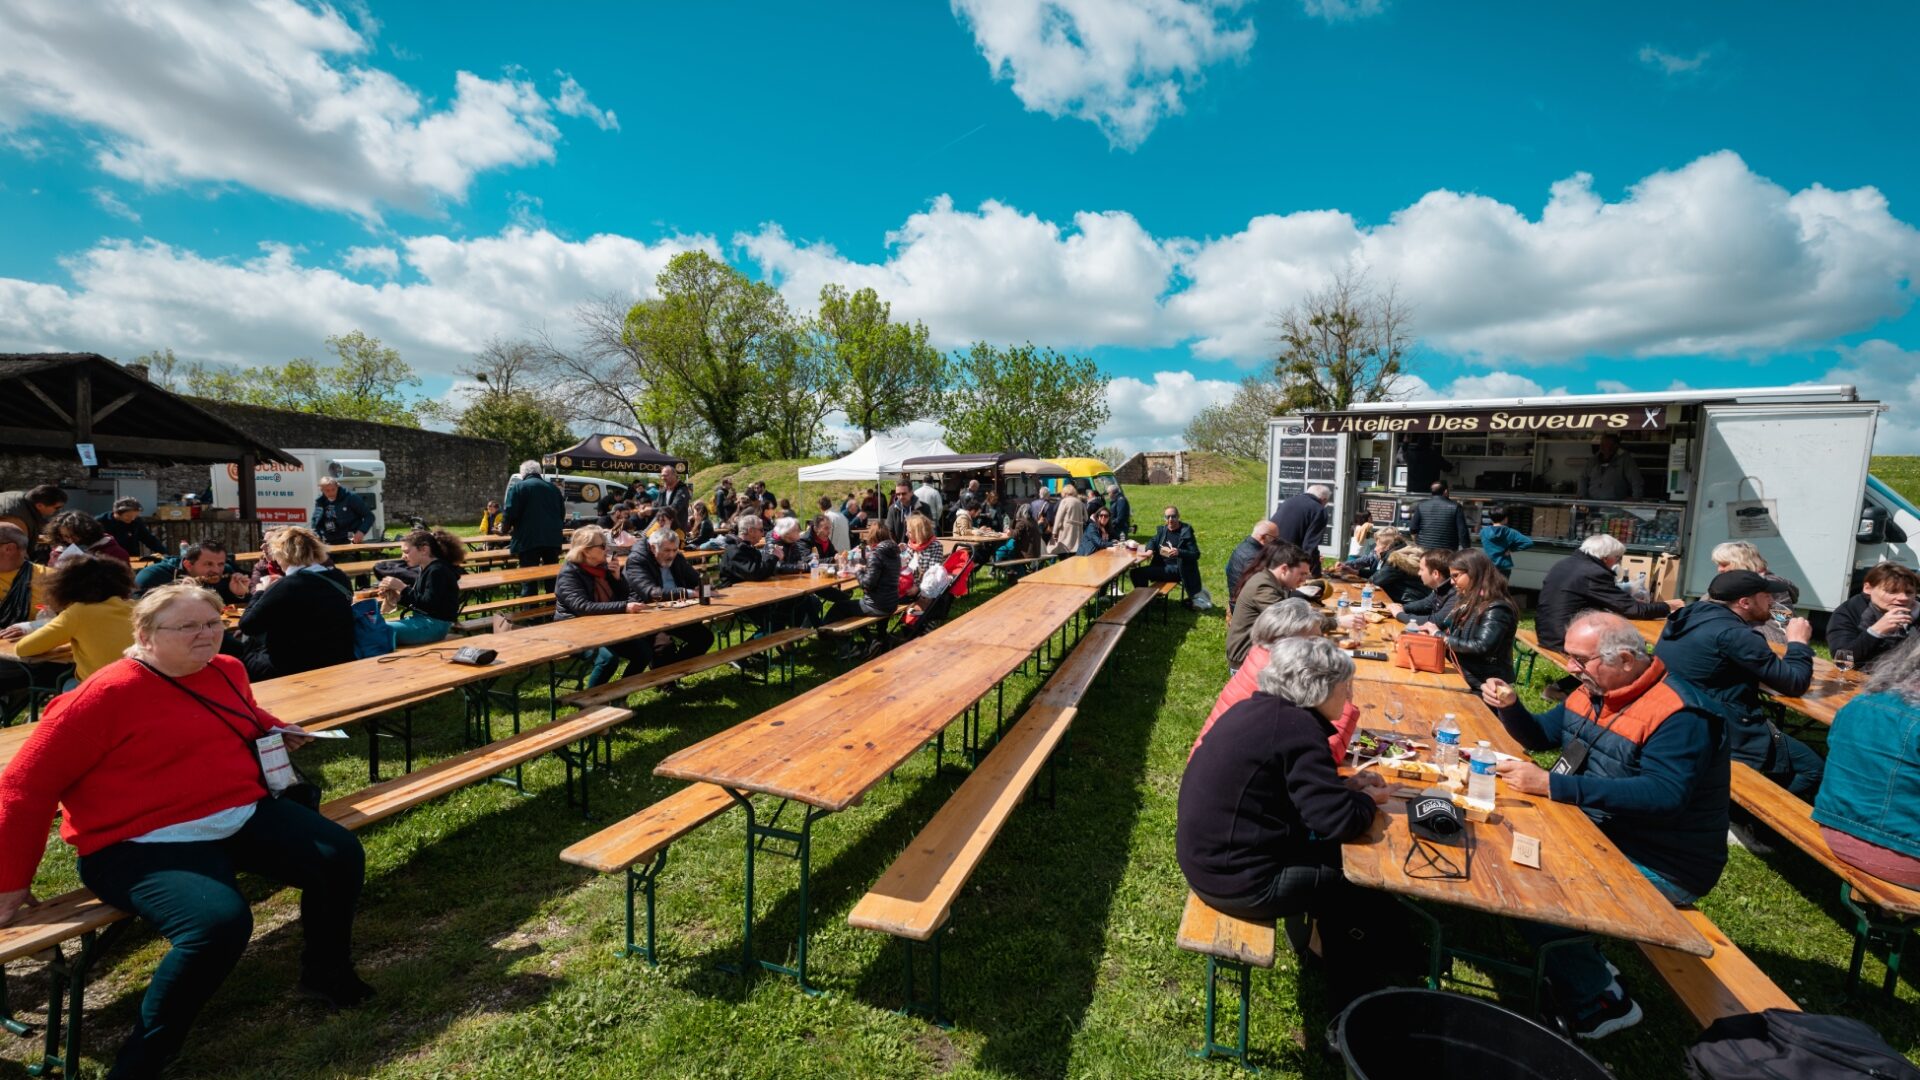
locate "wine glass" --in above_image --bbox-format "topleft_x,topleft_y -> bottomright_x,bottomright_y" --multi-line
1770,603 -> 1793,629
1833,649 -> 1855,674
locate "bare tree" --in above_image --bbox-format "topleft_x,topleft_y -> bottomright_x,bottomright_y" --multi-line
532,293 -> 708,456
457,336 -> 547,401
1269,268 -> 1413,412
1184,374 -> 1290,459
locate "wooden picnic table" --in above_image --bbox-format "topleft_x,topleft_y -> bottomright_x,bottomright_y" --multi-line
939,532 -> 1008,546
0,637 -> 71,666
1340,681 -> 1713,966
923,582 -> 1091,654
0,721 -> 36,773
458,563 -> 563,593
233,535 -> 510,563
1317,584 -> 1473,693
1020,546 -> 1143,590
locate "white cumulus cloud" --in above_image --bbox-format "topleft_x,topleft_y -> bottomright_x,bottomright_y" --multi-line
0,0 -> 615,218
1302,0 -> 1385,22
1639,45 -> 1712,76
1823,339 -> 1920,454
555,74 -> 619,131
1099,369 -> 1238,451
0,227 -> 715,376
341,245 -> 400,276
950,0 -> 1255,148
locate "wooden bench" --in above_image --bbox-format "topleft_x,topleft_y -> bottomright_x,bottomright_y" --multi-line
1094,580 -> 1177,628
1032,623 -> 1126,710
0,704 -> 632,1076
1728,761 -> 1920,997
558,784 -> 738,963
561,626 -> 816,708
1176,891 -> 1277,1068
1637,907 -> 1800,1027
989,555 -> 1051,582
463,592 -> 557,616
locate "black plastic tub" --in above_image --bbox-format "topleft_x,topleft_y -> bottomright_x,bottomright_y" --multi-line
1336,988 -> 1612,1079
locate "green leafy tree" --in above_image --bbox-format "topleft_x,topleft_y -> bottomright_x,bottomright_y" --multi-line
185,330 -> 440,426
623,252 -> 786,460
1183,374 -> 1290,459
814,284 -> 945,439
1271,268 -> 1412,412
127,348 -> 188,391
456,392 -> 575,466
942,342 -> 1110,457
748,323 -> 840,459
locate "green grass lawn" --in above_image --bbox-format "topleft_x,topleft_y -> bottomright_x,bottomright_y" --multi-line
9,467 -> 1918,1078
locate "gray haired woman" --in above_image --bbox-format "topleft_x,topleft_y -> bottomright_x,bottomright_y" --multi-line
1194,599 -> 1349,760
1177,636 -> 1408,1011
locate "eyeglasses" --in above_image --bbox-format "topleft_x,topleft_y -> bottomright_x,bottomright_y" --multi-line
1164,514 -> 1179,520
156,619 -> 225,636
1563,650 -> 1603,668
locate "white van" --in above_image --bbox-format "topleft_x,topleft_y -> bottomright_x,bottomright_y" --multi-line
502,474 -> 629,524
211,450 -> 386,536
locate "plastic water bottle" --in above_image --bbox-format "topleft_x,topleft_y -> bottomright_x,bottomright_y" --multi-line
178,540 -> 189,560
1467,741 -> 1497,810
1435,713 -> 1461,769
1631,571 -> 1650,602
1336,596 -> 1351,623
1360,583 -> 1376,611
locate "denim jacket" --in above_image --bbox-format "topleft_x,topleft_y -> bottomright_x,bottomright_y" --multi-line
1812,692 -> 1920,860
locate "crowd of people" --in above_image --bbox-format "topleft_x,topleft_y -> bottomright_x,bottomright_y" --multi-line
1181,485 -> 1920,1042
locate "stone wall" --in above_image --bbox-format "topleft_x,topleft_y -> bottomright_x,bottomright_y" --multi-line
0,403 -> 511,528
1115,451 -> 1187,485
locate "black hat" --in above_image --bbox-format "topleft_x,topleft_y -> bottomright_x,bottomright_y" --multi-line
1407,794 -> 1466,847
1708,569 -> 1773,602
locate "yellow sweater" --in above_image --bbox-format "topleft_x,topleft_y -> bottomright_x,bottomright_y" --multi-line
15,598 -> 135,681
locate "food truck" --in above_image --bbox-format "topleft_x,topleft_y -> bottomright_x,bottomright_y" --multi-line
1266,385 -> 1918,614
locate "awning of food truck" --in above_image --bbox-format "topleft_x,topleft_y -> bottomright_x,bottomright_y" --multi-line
543,433 -> 687,473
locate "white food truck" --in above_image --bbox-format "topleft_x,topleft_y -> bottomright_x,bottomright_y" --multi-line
211,449 -> 387,535
1266,385 -> 1919,614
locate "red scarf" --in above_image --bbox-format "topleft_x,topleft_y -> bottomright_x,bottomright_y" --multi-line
580,561 -> 614,603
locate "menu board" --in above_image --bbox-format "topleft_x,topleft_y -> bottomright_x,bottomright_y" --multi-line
1278,459 -> 1307,480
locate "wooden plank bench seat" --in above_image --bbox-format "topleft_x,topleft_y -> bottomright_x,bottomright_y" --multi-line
463,592 -> 557,616
1032,623 -> 1127,710
1,704 -> 631,1075
561,626 -> 816,709
1637,908 -> 1799,1027
1177,891 -> 1277,1068
1093,580 -> 1176,628
558,784 -> 738,963
819,614 -> 886,635
1728,761 -> 1920,996
848,704 -> 1077,1023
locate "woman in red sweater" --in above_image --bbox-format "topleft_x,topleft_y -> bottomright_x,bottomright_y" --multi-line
0,581 -> 368,1077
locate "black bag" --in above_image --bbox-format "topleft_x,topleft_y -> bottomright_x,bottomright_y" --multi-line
371,558 -> 418,585
1685,1009 -> 1920,1079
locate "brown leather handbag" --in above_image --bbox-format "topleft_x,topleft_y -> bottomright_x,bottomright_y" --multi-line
1393,632 -> 1449,674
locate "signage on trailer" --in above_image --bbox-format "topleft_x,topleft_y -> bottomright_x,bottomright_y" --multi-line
1302,405 -> 1669,435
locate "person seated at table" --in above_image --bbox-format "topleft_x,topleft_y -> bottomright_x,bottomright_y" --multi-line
1193,599 -> 1347,761
1710,540 -> 1800,645
0,581 -> 371,1077
1336,523 -> 1394,577
1656,570 -> 1819,797
48,509 -> 132,564
838,522 -> 904,653
764,516 -> 811,573
1404,550 -> 1517,692
1535,534 -> 1683,653
719,514 -> 809,633
1479,610 -> 1731,1039
376,529 -> 464,647
1178,635 -> 1407,1011
1825,562 -> 1918,672
1365,528 -> 1430,605
1227,541 -> 1318,670
605,504 -> 641,555
951,502 -> 973,536
1346,508 -> 1376,559
99,497 -> 169,558
236,527 -> 355,681
134,540 -> 251,605
0,523 -> 45,629
1,553 -> 135,687
816,496 -> 851,553
479,498 -> 506,536
1077,505 -> 1120,556
1813,634 -> 1920,888
617,528 -> 715,669
805,514 -> 839,564
557,526 -> 655,687
994,505 -> 1044,563
1386,548 -> 1455,625
899,514 -> 945,603
1131,505 -> 1209,609
979,489 -> 1006,533
311,475 -> 372,546
1226,520 -> 1280,616
686,500 -> 717,547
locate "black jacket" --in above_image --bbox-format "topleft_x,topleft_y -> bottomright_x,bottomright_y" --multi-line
717,537 -> 778,585
555,561 -> 632,618
311,490 -> 373,544
397,559 -> 462,623
764,536 -> 809,574
1177,692 -> 1377,905
1147,523 -> 1200,573
1225,535 -> 1264,608
1407,495 -> 1472,552
623,545 -> 700,601
1826,592 -> 1912,669
856,540 -> 902,614
1268,492 -> 1328,553
1654,600 -> 1814,727
884,498 -> 931,543
503,475 -> 566,553
236,567 -> 355,678
1368,543 -> 1431,604
1535,552 -> 1673,652
98,513 -> 166,557
1078,520 -> 1116,557
656,481 -> 692,526
1397,580 -> 1455,624
1436,600 -> 1518,690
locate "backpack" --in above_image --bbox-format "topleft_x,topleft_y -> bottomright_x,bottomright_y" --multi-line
349,597 -> 395,659
1684,1010 -> 1920,1079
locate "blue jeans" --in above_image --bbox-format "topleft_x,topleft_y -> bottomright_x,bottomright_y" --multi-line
387,614 -> 452,647
1133,553 -> 1203,596
1518,861 -> 1697,1016
586,641 -> 653,687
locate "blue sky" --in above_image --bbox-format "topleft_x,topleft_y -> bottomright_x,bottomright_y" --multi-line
2,1 -> 1917,451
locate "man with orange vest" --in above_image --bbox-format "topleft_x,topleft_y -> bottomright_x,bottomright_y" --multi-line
1478,609 -> 1729,1041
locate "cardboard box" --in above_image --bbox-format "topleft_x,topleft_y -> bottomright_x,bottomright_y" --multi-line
154,505 -> 190,521
1619,554 -> 1655,589
1652,554 -> 1682,601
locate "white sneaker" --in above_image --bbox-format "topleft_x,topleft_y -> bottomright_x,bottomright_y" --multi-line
1191,589 -> 1214,611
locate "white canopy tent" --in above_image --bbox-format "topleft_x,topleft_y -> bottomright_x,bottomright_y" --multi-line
798,434 -> 955,483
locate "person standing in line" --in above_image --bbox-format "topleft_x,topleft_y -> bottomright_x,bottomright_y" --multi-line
1407,481 -> 1472,553
1269,484 -> 1331,555
1104,480 -> 1132,539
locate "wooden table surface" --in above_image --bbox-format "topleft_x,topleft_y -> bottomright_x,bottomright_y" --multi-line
1318,587 -> 1474,693
939,533 -> 1008,545
0,722 -> 37,774
1339,682 -> 1713,957
235,535 -> 510,562
654,633 -> 1048,811
1020,547 -> 1142,590
921,583 -> 1091,654
0,638 -> 71,665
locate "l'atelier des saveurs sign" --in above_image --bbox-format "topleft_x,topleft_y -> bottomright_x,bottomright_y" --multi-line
1302,404 -> 1669,435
